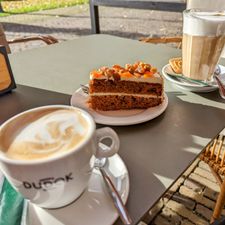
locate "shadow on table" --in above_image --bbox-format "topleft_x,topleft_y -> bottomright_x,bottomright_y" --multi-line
0,85 -> 71,125
112,90 -> 225,222
197,91 -> 225,102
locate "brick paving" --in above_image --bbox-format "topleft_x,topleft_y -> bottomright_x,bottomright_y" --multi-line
0,4 -> 223,224
140,159 -> 223,225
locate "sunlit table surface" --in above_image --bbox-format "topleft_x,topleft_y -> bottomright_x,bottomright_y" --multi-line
1,34 -> 225,225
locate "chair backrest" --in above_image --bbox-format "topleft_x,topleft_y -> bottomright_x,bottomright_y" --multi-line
0,23 -> 11,53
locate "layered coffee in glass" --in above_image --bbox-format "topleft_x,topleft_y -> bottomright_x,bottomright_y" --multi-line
182,9 -> 225,81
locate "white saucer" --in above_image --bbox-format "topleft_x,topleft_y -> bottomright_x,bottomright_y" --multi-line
21,154 -> 129,225
70,87 -> 168,126
162,64 -> 222,93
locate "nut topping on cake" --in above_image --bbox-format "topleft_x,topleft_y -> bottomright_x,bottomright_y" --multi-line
90,62 -> 159,80
136,64 -> 146,74
113,64 -> 124,70
90,70 -> 104,79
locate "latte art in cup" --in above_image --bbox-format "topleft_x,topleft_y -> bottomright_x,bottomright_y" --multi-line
1,108 -> 89,160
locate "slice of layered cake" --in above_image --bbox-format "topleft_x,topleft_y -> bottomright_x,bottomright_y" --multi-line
88,62 -> 164,111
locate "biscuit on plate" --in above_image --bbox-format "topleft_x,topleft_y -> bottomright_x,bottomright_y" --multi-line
169,57 -> 182,74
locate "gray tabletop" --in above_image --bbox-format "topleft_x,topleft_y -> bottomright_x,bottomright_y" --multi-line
6,34 -> 225,224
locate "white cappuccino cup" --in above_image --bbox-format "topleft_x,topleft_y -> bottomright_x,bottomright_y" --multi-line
0,105 -> 119,208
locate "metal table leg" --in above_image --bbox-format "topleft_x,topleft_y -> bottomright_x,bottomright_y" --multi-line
89,0 -> 100,34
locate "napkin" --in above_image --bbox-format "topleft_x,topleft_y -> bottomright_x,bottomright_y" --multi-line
0,172 -> 24,225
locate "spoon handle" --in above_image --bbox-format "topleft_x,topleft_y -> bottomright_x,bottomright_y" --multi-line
99,167 -> 132,225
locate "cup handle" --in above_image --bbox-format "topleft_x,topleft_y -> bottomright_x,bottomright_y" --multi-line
95,127 -> 120,158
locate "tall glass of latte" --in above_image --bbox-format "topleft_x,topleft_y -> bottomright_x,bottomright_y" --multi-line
182,9 -> 225,81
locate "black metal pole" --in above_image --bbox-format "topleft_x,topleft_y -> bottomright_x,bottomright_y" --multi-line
0,3 -> 4,13
89,0 -> 100,34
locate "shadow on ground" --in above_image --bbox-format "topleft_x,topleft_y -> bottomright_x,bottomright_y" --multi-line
2,22 -> 159,39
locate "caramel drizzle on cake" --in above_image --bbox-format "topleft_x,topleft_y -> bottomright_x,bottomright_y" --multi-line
89,62 -> 164,111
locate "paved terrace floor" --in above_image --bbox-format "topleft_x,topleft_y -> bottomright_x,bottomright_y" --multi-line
1,4 -> 223,224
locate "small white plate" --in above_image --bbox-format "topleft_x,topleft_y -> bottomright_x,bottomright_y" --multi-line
22,154 -> 129,225
162,64 -> 221,93
70,87 -> 168,126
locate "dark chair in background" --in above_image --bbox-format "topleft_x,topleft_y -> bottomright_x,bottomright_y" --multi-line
0,23 -> 58,53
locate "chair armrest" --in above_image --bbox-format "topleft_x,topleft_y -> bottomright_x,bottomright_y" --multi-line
7,35 -> 59,45
139,36 -> 182,44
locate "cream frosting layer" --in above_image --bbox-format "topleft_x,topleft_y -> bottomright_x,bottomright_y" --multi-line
90,93 -> 163,98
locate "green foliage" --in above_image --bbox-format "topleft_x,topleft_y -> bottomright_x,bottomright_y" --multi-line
0,0 -> 88,15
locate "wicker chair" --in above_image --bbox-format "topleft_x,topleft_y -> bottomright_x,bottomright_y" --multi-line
200,132 -> 225,223
140,36 -> 225,223
0,23 -> 58,53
